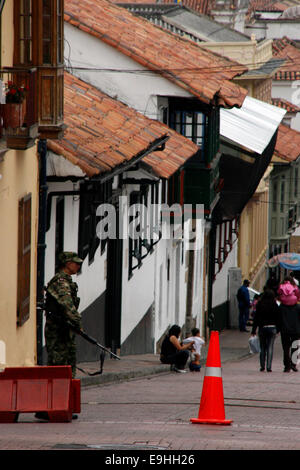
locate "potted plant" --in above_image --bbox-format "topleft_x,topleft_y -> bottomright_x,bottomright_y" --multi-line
2,81 -> 28,128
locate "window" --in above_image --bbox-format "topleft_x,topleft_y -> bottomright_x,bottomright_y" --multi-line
167,98 -> 219,165
78,181 -> 112,264
78,183 -> 99,264
18,0 -> 33,65
128,186 -> 151,279
295,167 -> 298,199
280,177 -> 285,213
54,196 -> 64,271
14,0 -> 65,135
272,180 -> 278,212
42,0 -> 52,64
17,194 -> 32,326
169,110 -> 206,160
14,0 -> 64,66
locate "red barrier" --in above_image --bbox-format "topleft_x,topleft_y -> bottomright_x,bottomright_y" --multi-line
0,366 -> 81,423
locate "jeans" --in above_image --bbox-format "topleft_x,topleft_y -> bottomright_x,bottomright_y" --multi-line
259,326 -> 276,371
280,332 -> 300,370
160,350 -> 189,369
239,306 -> 249,331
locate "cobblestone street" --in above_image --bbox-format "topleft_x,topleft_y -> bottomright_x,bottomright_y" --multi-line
1,333 -> 300,454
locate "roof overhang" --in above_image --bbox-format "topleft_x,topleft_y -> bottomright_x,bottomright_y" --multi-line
220,96 -> 286,155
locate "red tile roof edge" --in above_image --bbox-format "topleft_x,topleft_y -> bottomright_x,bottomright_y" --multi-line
64,0 -> 248,108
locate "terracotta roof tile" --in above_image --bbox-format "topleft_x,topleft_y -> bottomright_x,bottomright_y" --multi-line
272,37 -> 300,81
111,0 -> 211,15
274,124 -> 300,161
64,0 -> 247,108
271,98 -> 300,113
47,72 -> 198,178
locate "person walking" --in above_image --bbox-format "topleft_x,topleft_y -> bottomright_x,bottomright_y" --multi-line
265,273 -> 279,296
160,325 -> 194,373
277,275 -> 300,306
277,276 -> 300,372
251,289 -> 280,372
44,251 -> 83,377
237,279 -> 251,332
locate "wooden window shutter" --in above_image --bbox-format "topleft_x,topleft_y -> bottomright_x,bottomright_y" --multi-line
17,194 -> 32,326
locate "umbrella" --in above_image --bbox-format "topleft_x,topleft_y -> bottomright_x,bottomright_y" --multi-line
267,253 -> 300,270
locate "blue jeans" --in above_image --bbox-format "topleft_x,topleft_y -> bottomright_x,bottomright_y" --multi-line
259,326 -> 276,371
239,306 -> 249,331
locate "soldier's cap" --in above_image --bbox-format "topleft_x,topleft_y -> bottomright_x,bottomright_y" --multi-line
58,251 -> 83,265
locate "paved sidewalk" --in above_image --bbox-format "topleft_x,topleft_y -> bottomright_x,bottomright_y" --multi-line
76,328 -> 251,386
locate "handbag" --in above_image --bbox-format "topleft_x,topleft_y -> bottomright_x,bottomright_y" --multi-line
249,335 -> 260,354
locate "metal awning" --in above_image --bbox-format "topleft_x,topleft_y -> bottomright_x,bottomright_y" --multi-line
220,96 -> 286,155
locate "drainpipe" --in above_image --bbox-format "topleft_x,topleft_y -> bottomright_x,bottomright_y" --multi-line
36,138 -> 48,365
207,216 -> 217,333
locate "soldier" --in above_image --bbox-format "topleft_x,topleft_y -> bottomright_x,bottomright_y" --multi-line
44,251 -> 83,378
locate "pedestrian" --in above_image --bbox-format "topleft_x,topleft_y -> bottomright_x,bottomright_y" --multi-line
251,289 -> 280,372
265,273 -> 279,296
277,277 -> 300,372
44,251 -> 83,377
277,275 -> 300,306
160,325 -> 194,373
182,328 -> 205,372
236,279 -> 251,332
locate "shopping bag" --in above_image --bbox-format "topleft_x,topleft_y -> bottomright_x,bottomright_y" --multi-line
249,335 -> 260,354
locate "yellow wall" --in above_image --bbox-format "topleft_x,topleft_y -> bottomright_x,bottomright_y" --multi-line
200,39 -> 273,69
0,1 -> 39,368
0,148 -> 39,367
238,179 -> 270,292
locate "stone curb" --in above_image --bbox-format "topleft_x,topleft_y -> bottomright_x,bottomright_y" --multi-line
79,348 -> 251,387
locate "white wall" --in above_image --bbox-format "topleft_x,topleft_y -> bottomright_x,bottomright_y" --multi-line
64,22 -> 206,350
246,21 -> 300,41
213,240 -> 238,309
272,81 -> 300,132
45,180 -> 107,314
65,23 -> 192,120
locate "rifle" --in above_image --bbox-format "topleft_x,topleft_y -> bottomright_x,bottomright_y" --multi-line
38,302 -> 121,376
73,327 -> 120,361
74,328 -> 120,376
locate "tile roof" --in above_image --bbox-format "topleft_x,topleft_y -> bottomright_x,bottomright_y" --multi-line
64,0 -> 247,108
47,73 -> 198,178
271,97 -> 300,113
272,37 -> 300,81
108,0 -> 211,15
274,124 -> 300,161
160,0 -> 211,15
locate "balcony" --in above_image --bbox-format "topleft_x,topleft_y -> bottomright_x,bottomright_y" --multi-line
0,67 -> 39,150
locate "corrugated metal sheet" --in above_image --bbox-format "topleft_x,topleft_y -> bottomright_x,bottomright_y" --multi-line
220,96 -> 286,155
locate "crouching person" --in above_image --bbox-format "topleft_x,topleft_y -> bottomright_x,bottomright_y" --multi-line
183,328 -> 205,372
160,325 -> 194,373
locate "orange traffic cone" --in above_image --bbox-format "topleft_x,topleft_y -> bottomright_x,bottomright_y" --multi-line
190,330 -> 232,425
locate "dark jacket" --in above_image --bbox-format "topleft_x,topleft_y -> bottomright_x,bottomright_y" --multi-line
237,285 -> 250,309
251,299 -> 280,335
278,303 -> 300,336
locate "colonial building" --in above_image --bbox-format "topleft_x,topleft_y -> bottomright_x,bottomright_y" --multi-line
0,0 -> 64,368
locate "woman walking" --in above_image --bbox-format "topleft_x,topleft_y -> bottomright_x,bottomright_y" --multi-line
251,289 -> 280,372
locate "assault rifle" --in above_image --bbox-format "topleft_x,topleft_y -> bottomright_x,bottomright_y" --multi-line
74,327 -> 121,376
38,303 -> 120,376
73,327 -> 120,361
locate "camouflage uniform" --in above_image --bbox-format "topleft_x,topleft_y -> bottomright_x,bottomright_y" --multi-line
45,252 -> 83,378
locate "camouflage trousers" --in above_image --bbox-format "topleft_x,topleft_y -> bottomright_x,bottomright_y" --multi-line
45,321 -> 77,378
